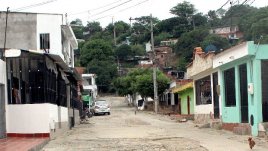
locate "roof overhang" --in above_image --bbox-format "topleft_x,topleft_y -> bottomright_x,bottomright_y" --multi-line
61,25 -> 78,49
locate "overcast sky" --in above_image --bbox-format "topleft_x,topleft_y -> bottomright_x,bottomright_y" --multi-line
0,0 -> 267,27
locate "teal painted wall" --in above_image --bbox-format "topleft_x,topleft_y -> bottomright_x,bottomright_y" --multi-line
178,89 -> 194,115
220,65 -> 241,123
218,41 -> 268,136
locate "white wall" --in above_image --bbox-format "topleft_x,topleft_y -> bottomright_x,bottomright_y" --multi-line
0,60 -> 6,84
6,104 -> 69,133
213,42 -> 248,68
7,104 -> 50,133
36,14 -> 63,58
193,72 -> 216,115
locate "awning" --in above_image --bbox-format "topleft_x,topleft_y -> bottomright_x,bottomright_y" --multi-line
45,53 -> 70,71
172,82 -> 193,93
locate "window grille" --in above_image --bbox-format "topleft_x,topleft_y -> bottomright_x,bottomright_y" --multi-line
40,33 -> 50,52
195,76 -> 212,105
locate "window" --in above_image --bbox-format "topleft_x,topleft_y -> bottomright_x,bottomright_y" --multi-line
7,52 -> 68,107
224,68 -> 236,107
40,33 -> 50,52
195,76 -> 212,105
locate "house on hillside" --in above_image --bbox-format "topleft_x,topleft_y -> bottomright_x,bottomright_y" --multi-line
210,25 -> 243,40
0,11 -> 80,138
147,46 -> 174,69
213,41 -> 268,136
186,47 -> 220,123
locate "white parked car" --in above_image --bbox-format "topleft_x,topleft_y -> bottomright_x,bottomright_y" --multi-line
93,100 -> 110,115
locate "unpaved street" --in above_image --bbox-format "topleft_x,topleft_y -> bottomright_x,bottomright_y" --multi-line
42,97 -> 268,151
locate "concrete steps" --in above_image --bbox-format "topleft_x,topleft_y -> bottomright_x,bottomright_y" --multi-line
258,122 -> 268,137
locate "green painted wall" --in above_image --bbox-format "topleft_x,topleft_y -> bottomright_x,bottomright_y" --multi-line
178,89 -> 194,115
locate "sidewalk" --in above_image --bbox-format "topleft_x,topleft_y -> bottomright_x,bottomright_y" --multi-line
0,137 -> 49,151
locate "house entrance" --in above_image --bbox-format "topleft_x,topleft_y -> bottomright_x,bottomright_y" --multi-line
213,72 -> 219,119
239,64 -> 248,123
187,96 -> 190,115
261,61 -> 268,122
0,84 -> 6,138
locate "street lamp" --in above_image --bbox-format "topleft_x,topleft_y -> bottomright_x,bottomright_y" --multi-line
130,14 -> 158,113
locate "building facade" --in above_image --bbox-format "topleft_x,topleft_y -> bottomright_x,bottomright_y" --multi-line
213,41 -> 268,136
187,47 -> 220,123
0,11 -> 79,138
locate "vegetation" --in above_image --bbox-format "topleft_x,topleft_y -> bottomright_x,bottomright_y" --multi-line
113,68 -> 170,98
71,1 -> 268,94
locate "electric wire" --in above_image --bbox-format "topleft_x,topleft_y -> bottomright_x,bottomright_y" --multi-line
88,0 -> 133,18
68,0 -> 123,16
11,0 -> 58,12
119,0 -> 148,12
91,0 -> 148,21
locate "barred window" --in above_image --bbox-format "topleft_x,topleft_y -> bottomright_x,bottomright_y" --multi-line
195,76 -> 212,105
224,68 -> 236,107
40,33 -> 50,50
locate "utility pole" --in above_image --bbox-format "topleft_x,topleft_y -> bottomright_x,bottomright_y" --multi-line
112,17 -> 116,46
150,14 -> 158,114
3,7 -> 9,59
129,14 -> 158,113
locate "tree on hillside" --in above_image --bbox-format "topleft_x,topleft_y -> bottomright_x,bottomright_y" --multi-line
131,44 -> 145,56
222,5 -> 257,26
207,10 -> 222,27
115,44 -> 132,60
201,34 -> 231,52
70,19 -> 84,39
80,39 -> 114,66
170,1 -> 196,18
154,32 -> 173,46
239,6 -> 268,41
113,68 -> 170,98
80,39 -> 116,92
88,59 -> 117,92
174,28 -> 209,61
84,21 -> 103,39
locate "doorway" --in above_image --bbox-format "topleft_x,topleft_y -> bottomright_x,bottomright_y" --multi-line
0,84 -> 6,138
213,72 -> 220,119
261,61 -> 268,122
239,64 -> 248,123
187,96 -> 190,115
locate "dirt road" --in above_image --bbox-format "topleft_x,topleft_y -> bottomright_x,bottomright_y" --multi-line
42,97 -> 268,151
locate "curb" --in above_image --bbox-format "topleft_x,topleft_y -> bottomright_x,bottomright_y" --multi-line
28,139 -> 50,151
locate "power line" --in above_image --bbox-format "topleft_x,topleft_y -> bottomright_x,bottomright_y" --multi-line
92,0 -> 148,21
249,0 -> 256,5
11,0 -> 58,12
216,0 -> 231,12
68,0 -> 123,16
88,0 -> 134,18
119,0 -> 148,12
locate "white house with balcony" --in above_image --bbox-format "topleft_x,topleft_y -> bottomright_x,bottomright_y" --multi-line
0,11 -> 79,138
82,74 -> 98,105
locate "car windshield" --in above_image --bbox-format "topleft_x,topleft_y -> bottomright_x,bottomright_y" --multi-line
95,100 -> 107,105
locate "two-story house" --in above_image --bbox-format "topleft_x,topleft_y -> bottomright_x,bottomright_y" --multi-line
0,11 -> 80,138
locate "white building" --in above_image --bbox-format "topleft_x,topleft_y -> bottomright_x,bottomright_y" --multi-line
0,11 -> 77,67
0,11 -> 79,138
82,74 -> 98,102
